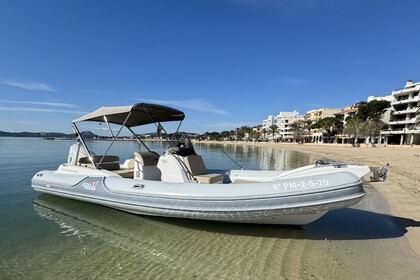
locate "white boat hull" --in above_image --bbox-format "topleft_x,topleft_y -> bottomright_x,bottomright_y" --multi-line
32,168 -> 365,225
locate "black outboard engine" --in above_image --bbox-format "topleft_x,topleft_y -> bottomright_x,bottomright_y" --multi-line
315,160 -> 328,166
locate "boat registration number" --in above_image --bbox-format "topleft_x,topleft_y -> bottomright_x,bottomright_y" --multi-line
273,180 -> 329,190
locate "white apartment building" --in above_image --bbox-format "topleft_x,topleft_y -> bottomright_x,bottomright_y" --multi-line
275,111 -> 301,140
261,111 -> 301,140
381,80 -> 420,145
261,115 -> 275,129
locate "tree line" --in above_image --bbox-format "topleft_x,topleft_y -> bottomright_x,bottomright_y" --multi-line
199,100 -> 392,143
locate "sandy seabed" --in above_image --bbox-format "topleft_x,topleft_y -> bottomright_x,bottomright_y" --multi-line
201,141 -> 420,278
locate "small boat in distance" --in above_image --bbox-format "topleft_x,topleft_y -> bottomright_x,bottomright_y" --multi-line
31,103 -> 370,225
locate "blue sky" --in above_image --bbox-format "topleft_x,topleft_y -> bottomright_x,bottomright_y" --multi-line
1,0 -> 420,134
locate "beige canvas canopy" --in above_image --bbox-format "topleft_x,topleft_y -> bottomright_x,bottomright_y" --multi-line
72,103 -> 185,127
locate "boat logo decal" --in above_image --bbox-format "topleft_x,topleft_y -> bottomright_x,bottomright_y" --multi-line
82,180 -> 99,191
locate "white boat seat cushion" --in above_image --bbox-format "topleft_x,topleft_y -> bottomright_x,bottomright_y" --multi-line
194,174 -> 224,184
134,151 -> 160,166
183,155 -> 224,184
112,169 -> 134,178
79,155 -> 120,164
79,155 -> 120,171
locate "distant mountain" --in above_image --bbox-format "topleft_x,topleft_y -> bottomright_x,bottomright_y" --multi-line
79,131 -> 98,138
0,130 -> 98,138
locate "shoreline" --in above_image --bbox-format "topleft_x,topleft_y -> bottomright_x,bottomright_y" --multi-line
199,140 -> 420,257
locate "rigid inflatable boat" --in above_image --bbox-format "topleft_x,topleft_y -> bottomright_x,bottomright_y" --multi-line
31,103 -> 370,225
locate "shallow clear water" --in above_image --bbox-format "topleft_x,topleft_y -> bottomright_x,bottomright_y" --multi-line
1,138 -> 419,279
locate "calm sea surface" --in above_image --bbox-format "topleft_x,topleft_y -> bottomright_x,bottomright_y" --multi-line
1,138 -> 419,279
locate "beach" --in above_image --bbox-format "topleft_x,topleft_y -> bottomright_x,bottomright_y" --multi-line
202,141 -> 420,258
1,137 -> 419,279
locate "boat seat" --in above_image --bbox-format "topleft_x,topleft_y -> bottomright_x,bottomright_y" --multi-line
134,151 -> 161,180
134,151 -> 160,166
112,169 -> 134,178
78,155 -> 120,171
182,155 -> 224,184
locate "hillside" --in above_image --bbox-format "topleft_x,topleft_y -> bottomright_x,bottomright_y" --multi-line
0,130 -> 98,138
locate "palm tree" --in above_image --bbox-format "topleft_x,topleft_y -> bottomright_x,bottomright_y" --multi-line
289,123 -> 304,143
261,128 -> 267,140
269,124 -> 278,141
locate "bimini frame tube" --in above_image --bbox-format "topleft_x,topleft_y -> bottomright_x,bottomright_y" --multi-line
141,103 -> 182,146
126,126 -> 152,152
97,111 -> 133,167
103,115 -> 115,139
72,123 -> 97,169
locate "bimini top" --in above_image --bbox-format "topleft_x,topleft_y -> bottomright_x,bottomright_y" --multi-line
72,103 -> 185,127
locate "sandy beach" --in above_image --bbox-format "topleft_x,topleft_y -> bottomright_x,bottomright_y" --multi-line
202,141 -> 420,258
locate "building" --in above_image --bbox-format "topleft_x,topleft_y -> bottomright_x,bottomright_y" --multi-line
261,111 -> 302,140
333,104 -> 359,125
381,80 -> 420,145
305,108 -> 341,143
275,111 -> 301,140
261,115 -> 276,139
305,108 -> 341,123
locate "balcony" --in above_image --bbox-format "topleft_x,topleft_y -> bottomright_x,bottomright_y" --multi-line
391,96 -> 420,105
381,127 -> 420,135
392,85 -> 420,96
392,107 -> 419,115
388,119 -> 416,125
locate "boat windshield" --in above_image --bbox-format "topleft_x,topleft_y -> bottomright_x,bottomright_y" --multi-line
167,135 -> 196,157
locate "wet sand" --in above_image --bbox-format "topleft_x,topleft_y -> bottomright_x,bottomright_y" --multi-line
202,141 -> 420,257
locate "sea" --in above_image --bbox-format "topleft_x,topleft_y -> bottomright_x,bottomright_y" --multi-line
1,137 -> 419,279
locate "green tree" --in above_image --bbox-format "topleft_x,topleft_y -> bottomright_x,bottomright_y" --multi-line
251,130 -> 260,140
289,123 -> 304,143
269,124 -> 278,141
356,100 -> 391,144
358,119 -> 387,144
357,100 -> 391,122
312,117 -> 343,141
343,115 -> 363,145
261,128 -> 267,140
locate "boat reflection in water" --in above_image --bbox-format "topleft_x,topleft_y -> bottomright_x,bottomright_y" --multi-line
34,194 -> 343,279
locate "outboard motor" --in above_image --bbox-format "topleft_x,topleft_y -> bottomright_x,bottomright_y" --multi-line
67,139 -> 95,165
315,160 -> 328,166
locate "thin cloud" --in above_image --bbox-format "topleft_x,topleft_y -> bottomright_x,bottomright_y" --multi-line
139,98 -> 228,115
0,79 -> 55,92
0,120 -> 39,125
78,90 -> 116,94
0,106 -> 86,114
206,122 -> 249,129
1,100 -> 78,108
